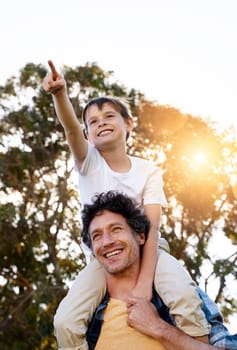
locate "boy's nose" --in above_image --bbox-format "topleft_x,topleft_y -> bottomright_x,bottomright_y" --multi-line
98,118 -> 106,126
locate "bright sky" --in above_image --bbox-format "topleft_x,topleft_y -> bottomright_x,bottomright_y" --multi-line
1,0 -> 237,129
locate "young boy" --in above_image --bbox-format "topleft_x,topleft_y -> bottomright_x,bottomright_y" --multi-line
43,61 -> 210,350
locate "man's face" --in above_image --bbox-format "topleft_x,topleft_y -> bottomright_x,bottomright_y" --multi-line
89,210 -> 145,275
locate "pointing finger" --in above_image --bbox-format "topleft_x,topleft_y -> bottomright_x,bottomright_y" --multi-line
48,60 -> 58,81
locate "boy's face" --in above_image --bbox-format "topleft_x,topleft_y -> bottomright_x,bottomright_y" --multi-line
84,103 -> 133,149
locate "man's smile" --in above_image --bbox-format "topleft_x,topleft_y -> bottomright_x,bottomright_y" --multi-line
104,249 -> 123,259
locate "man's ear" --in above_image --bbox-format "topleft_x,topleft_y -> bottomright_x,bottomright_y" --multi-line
137,233 -> 146,246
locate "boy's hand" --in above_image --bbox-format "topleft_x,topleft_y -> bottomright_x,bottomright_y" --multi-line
42,60 -> 66,95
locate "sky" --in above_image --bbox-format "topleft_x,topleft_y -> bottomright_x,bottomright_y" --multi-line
1,0 -> 237,130
1,0 -> 237,331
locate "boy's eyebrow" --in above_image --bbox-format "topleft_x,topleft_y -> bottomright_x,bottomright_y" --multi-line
104,110 -> 117,114
87,109 -> 117,120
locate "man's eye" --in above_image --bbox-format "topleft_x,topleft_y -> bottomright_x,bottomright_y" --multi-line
107,114 -> 114,118
92,233 -> 101,241
89,120 -> 96,125
113,226 -> 122,233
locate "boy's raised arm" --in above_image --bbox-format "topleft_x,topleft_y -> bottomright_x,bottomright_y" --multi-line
42,60 -> 88,169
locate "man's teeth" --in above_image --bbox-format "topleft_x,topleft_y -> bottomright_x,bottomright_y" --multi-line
105,250 -> 122,258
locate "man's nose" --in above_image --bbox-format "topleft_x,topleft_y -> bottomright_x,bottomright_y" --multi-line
102,231 -> 114,245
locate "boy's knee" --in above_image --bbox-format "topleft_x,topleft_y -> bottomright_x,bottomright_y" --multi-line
54,311 -> 88,350
54,309 -> 82,333
54,308 -> 73,335
54,310 -> 65,332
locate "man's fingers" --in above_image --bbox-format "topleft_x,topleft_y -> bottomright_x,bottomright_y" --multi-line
48,60 -> 58,81
127,296 -> 140,308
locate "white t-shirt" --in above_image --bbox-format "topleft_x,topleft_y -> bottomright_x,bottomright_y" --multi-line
76,144 -> 167,261
77,144 -> 167,209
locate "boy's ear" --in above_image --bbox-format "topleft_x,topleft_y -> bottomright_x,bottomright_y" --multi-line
127,116 -> 134,131
83,128 -> 88,140
125,117 -> 134,139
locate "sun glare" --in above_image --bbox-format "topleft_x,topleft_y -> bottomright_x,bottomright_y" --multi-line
231,181 -> 237,199
187,150 -> 209,173
193,151 -> 207,165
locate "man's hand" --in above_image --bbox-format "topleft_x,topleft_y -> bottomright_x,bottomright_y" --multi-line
127,297 -> 163,338
127,297 -> 220,350
42,60 -> 66,95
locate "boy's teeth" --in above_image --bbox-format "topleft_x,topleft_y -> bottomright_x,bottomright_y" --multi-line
99,130 -> 111,136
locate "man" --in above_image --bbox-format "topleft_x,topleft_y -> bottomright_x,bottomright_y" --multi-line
80,191 -> 225,350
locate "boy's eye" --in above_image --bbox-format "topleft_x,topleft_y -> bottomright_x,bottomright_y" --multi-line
106,114 -> 115,118
89,119 -> 96,125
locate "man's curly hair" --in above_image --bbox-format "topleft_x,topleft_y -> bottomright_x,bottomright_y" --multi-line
81,191 -> 150,250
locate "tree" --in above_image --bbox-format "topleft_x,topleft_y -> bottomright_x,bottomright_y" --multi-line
0,63 -> 236,349
136,100 -> 237,318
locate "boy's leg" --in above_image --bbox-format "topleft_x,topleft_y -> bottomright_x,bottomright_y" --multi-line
154,248 -> 210,337
54,259 -> 106,350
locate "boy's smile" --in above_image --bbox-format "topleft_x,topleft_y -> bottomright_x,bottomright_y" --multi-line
97,128 -> 113,137
85,103 -> 133,148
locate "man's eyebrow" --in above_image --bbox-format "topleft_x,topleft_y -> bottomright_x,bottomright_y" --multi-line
90,228 -> 101,236
90,221 -> 125,234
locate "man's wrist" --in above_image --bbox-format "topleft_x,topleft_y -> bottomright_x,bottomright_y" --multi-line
150,316 -> 169,340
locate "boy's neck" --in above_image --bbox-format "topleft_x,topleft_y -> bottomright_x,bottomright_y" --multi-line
100,149 -> 131,173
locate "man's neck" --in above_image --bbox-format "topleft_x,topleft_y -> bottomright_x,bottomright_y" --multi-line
106,268 -> 139,302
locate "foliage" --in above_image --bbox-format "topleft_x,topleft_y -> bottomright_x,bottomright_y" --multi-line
0,63 -> 236,348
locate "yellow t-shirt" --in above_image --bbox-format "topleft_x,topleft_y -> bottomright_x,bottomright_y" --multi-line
95,298 -> 165,350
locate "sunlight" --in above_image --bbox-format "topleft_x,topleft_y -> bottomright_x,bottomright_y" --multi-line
231,181 -> 237,199
186,150 -> 208,173
193,151 -> 207,165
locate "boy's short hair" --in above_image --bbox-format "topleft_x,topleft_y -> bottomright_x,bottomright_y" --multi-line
82,96 -> 133,129
81,191 -> 150,249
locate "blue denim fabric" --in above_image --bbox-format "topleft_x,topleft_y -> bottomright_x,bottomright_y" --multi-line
86,287 -> 237,350
198,287 -> 237,350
